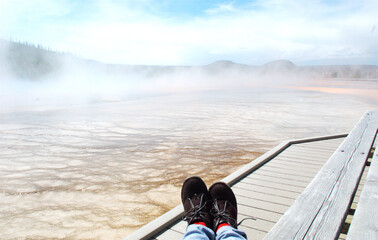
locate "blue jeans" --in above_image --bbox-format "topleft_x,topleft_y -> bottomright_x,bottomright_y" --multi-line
183,224 -> 247,240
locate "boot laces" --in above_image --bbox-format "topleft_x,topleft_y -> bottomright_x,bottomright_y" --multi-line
211,200 -> 237,227
211,200 -> 256,227
182,194 -> 208,223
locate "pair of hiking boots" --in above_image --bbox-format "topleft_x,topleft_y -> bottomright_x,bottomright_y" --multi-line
181,176 -> 238,232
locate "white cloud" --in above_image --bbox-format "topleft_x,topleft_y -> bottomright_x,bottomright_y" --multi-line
1,0 -> 377,65
205,2 -> 237,14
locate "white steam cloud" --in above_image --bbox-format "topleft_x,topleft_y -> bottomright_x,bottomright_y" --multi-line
1,39 -> 313,113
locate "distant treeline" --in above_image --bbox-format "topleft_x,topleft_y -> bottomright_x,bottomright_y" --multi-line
0,39 -> 73,79
1,39 -> 377,80
302,65 -> 378,79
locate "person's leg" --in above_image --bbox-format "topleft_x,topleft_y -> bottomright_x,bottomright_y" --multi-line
183,223 -> 215,240
209,182 -> 247,240
215,226 -> 247,240
181,176 -> 215,240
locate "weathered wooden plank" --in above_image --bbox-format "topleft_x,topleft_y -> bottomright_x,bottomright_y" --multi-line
221,140 -> 293,186
154,228 -> 184,239
270,161 -> 323,171
233,187 -> 294,206
169,220 -> 187,234
264,111 -> 378,240
285,144 -> 336,151
234,182 -> 299,199
238,204 -> 282,223
294,144 -> 344,151
283,143 -> 339,152
295,138 -> 345,146
246,173 -> 309,188
238,213 -> 268,230
265,159 -> 322,171
281,148 -> 334,158
273,156 -> 326,166
232,188 -> 294,206
282,153 -> 334,161
275,156 -> 329,164
264,161 -> 321,173
294,140 -> 344,147
258,165 -> 318,178
346,147 -> 378,240
282,145 -> 336,153
254,169 -> 313,182
294,141 -> 343,147
277,153 -> 332,161
240,177 -> 304,193
237,194 -> 289,214
238,212 -> 276,231
277,151 -> 331,161
238,225 -> 267,240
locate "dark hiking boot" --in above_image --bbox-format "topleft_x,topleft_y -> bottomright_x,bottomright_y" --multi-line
209,182 -> 238,232
181,176 -> 213,229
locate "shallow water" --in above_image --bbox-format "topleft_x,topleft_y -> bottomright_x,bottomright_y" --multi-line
0,81 -> 377,239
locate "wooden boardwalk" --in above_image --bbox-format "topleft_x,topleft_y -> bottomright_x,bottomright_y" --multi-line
125,134 -> 349,240
265,111 -> 378,240
125,111 -> 378,240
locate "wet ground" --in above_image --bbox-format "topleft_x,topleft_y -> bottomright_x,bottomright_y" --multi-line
0,79 -> 377,239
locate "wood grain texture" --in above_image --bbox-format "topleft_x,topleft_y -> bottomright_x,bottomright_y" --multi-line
154,228 -> 183,239
264,161 -> 322,173
240,177 -> 304,193
346,146 -> 378,240
280,149 -> 334,158
264,111 -> 378,240
253,169 -> 314,182
233,187 -> 294,206
238,212 -> 276,231
233,182 -> 299,199
236,194 -> 289,214
238,225 -> 267,240
246,173 -> 311,188
277,152 -> 332,161
237,204 -> 282,223
273,156 -> 326,167
258,165 -> 319,178
265,160 -> 322,171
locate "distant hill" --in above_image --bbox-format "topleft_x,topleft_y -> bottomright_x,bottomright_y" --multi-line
1,39 -> 377,80
263,60 -> 296,70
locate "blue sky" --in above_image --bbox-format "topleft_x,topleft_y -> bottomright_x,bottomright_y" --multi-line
1,0 -> 377,65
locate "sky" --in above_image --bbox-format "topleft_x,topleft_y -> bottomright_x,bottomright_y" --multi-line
0,0 -> 377,66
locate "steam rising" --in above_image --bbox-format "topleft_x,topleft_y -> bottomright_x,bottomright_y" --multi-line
0,40 -> 319,114
2,39 -> 378,114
